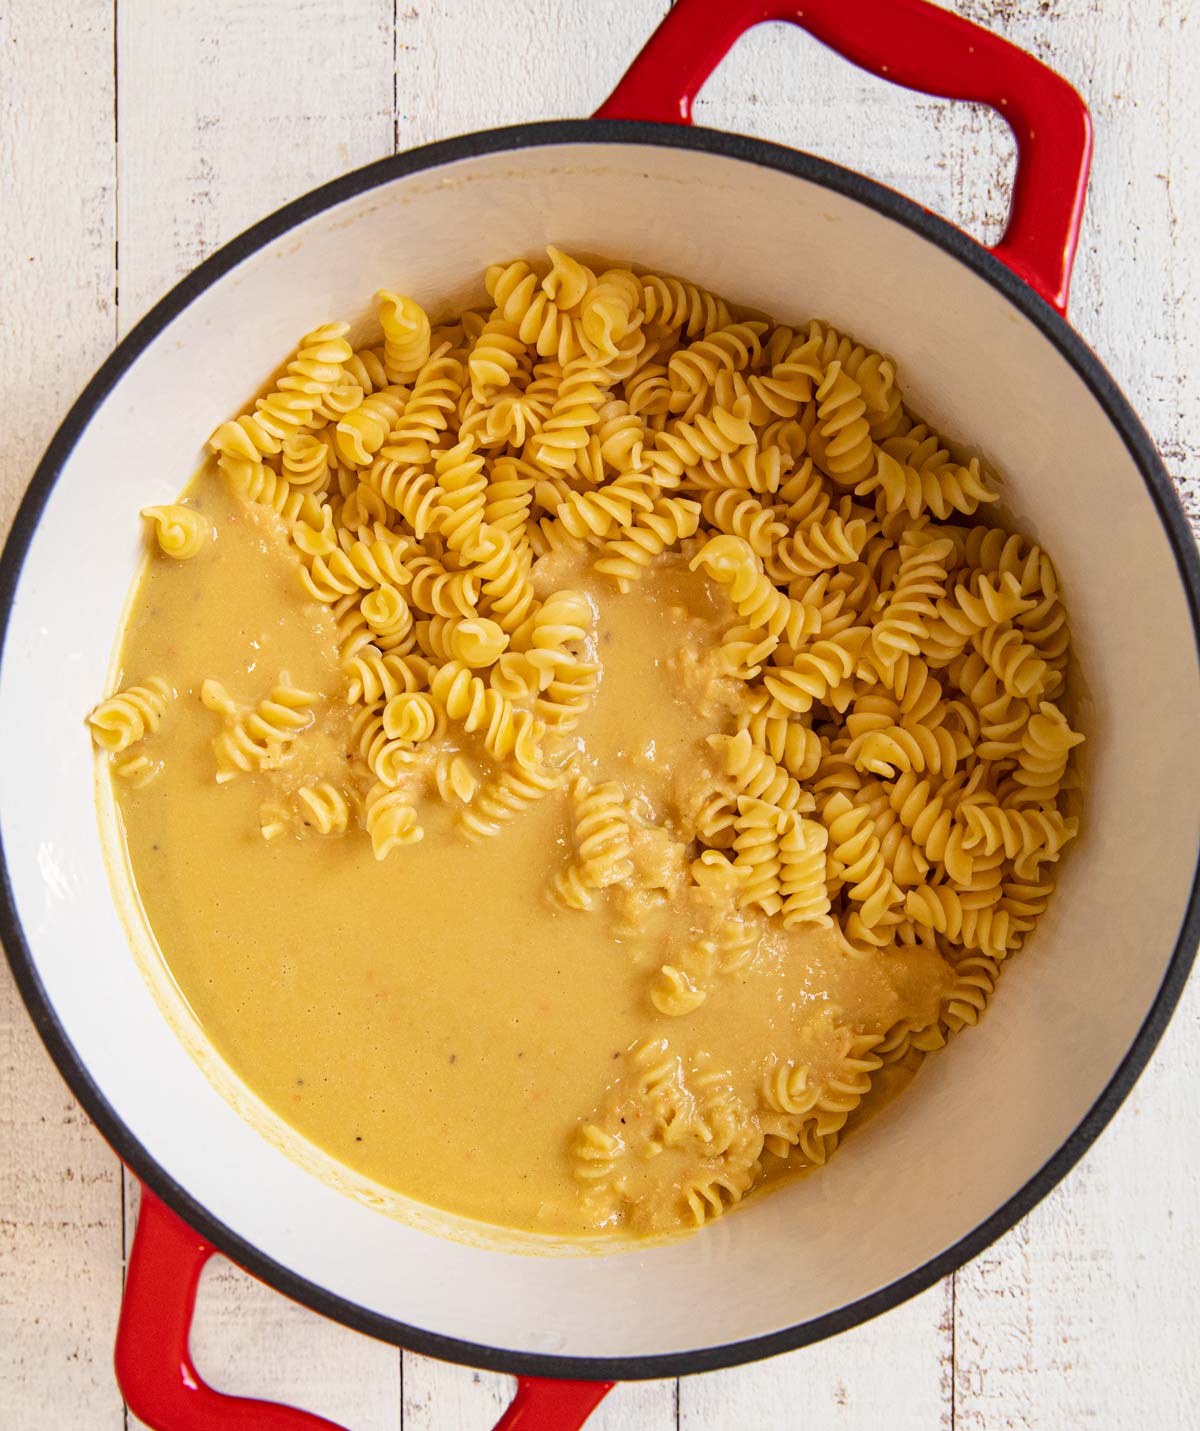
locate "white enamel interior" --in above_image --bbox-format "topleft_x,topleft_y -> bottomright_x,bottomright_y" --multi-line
2,139 -> 1198,1363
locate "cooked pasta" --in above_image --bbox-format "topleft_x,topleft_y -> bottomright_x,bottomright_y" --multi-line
140,504 -> 209,559
111,751 -> 163,788
87,677 -> 172,754
552,778 -> 635,908
201,674 -> 319,783
363,780 -> 423,859
92,250 -> 1082,1242
296,781 -> 354,835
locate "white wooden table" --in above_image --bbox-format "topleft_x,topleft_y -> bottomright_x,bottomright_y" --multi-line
2,2 -> 1198,1427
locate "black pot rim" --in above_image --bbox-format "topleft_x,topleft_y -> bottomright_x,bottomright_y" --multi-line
2,117 -> 1198,1384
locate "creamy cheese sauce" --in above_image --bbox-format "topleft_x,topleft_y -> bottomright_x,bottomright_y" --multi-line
111,481 -> 949,1236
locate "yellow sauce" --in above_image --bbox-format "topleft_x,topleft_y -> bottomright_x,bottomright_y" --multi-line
110,481 -> 951,1237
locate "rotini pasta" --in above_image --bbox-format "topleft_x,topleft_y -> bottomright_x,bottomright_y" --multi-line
457,761 -> 563,841
552,778 -> 634,908
296,782 -> 353,835
141,504 -> 209,560
594,497 -> 700,592
363,780 -> 423,859
377,290 -> 431,381
87,677 -> 172,754
201,674 -> 319,783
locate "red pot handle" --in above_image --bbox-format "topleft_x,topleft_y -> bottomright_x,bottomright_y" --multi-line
115,1189 -> 613,1431
596,0 -> 1092,315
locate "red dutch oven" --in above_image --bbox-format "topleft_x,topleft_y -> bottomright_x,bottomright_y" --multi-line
2,0 -> 1198,1427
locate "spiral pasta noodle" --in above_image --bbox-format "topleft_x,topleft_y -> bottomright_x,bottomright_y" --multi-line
555,470 -> 658,542
382,346 -> 463,464
668,322 -> 766,415
88,678 -> 173,754
531,356 -> 613,473
377,290 -> 431,381
335,385 -> 409,468
552,778 -> 634,909
690,534 -> 811,646
430,661 -> 541,768
363,780 -> 423,858
406,554 -> 479,618
486,248 -> 591,361
457,761 -> 563,841
871,533 -> 955,666
778,815 -> 832,928
822,792 -> 903,927
201,674 -> 319,783
141,504 -> 209,560
594,497 -> 700,592
296,782 -> 353,835
299,531 -> 412,603
700,490 -> 786,558
732,796 -> 787,915
471,524 -> 536,633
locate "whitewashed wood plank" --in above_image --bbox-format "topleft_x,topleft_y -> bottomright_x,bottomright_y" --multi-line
689,7 -> 1015,251
115,4 -> 401,1427
0,3 -> 125,1427
588,1378 -> 679,1431
0,0 -> 118,520
0,963 -> 126,1431
1057,0 -> 1200,522
680,1282 -> 952,1431
950,0 -> 1200,1425
393,0 -> 673,147
188,1255 -> 401,1430
116,0 -> 396,333
401,1363 -> 512,1431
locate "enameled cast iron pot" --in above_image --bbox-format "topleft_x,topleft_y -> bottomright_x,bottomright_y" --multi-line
3,1 -> 1199,1426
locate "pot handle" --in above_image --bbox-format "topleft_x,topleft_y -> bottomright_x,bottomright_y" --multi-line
115,1189 -> 613,1431
596,0 -> 1092,315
